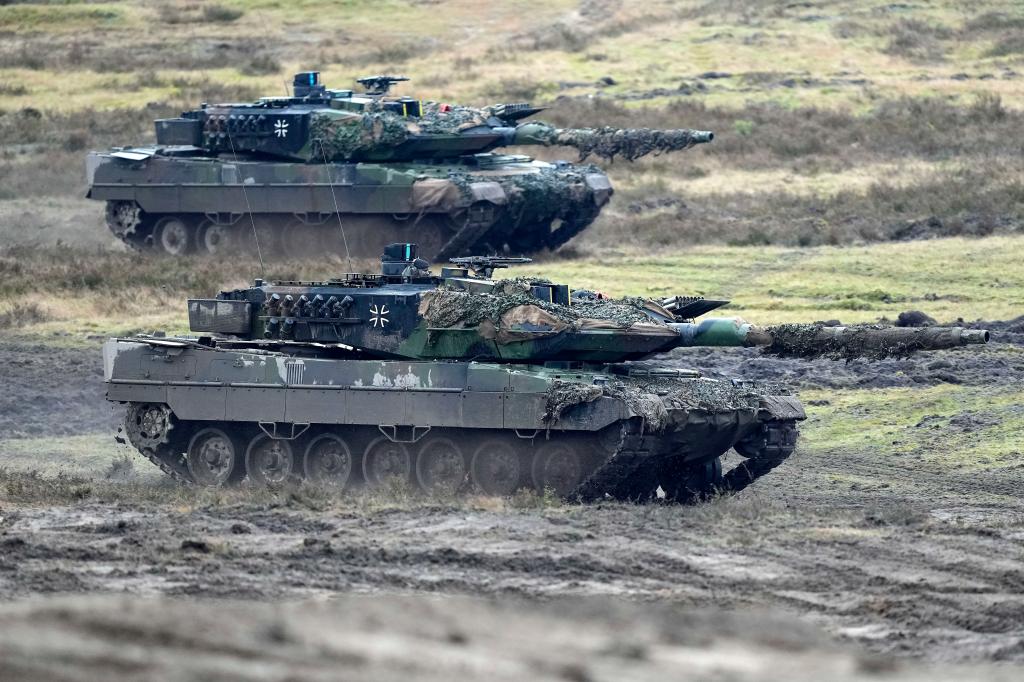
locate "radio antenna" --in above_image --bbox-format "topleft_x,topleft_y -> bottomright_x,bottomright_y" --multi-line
319,142 -> 353,271
224,128 -> 266,277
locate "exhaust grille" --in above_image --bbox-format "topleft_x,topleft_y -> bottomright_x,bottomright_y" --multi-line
285,360 -> 305,385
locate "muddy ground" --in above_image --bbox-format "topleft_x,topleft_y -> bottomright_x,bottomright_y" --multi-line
0,596 -> 1020,682
0,323 -> 1022,677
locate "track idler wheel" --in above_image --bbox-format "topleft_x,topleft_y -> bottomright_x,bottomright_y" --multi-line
724,420 -> 800,494
414,436 -> 466,493
245,433 -> 297,486
470,438 -> 523,496
303,432 -> 355,487
186,426 -> 245,487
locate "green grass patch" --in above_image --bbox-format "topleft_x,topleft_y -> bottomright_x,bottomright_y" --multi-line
520,236 -> 1024,324
802,384 -> 1024,472
0,433 -> 140,478
0,4 -> 125,30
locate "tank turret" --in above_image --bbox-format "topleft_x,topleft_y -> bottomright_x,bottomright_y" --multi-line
156,72 -> 713,163
188,243 -> 988,363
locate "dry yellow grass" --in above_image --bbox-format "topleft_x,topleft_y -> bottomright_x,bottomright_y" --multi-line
1,0 -> 1023,111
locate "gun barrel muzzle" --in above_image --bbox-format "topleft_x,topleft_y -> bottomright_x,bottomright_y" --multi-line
691,130 -> 714,144
958,328 -> 990,344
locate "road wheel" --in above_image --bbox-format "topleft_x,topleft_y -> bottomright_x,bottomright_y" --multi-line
362,437 -> 411,487
304,432 -> 354,487
531,439 -> 584,497
403,215 -> 451,263
663,456 -> 723,503
153,216 -> 195,256
470,438 -> 523,496
105,201 -> 143,239
186,427 -> 243,487
245,433 -> 297,486
414,436 -> 466,493
198,218 -> 234,255
237,216 -> 281,258
280,219 -> 329,260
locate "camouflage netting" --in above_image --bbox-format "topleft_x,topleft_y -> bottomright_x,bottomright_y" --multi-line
530,125 -> 706,162
419,281 -> 667,335
309,112 -> 410,161
544,375 -> 773,433
446,163 -> 605,230
414,103 -> 490,134
419,279 -> 551,329
763,324 -> 974,361
543,380 -> 603,425
309,103 -> 502,160
506,164 -> 602,224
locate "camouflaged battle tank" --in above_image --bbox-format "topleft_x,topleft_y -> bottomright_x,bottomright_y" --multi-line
86,72 -> 712,260
104,244 -> 988,501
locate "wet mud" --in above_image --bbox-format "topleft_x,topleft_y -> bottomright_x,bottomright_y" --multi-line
2,595 -> 1018,682
1,460 -> 1022,666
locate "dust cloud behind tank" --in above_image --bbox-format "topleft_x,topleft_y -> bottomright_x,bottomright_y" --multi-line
85,71 -> 713,260
104,243 -> 988,503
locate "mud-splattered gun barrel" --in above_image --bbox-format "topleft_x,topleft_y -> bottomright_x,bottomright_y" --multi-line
667,319 -> 989,359
507,122 -> 714,161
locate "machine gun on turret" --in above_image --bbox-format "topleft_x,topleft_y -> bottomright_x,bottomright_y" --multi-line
448,255 -> 533,279
355,74 -> 410,95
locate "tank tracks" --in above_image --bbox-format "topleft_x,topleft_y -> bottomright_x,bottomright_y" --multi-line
574,419 -> 798,503
103,201 -> 594,260
122,403 -> 799,502
722,421 -> 800,495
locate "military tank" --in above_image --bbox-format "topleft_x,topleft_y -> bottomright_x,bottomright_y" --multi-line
86,72 -> 712,260
104,244 -> 989,501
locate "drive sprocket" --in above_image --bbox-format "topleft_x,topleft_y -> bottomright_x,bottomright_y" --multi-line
124,402 -> 175,453
105,201 -> 143,239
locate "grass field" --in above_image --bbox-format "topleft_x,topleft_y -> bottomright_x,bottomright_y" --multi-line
2,0 -> 1023,109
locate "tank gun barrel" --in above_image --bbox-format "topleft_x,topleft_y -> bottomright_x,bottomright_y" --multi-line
509,122 -> 714,161
667,319 -> 989,359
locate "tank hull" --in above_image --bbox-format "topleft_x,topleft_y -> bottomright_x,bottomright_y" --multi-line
86,150 -> 612,260
105,338 -> 804,500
